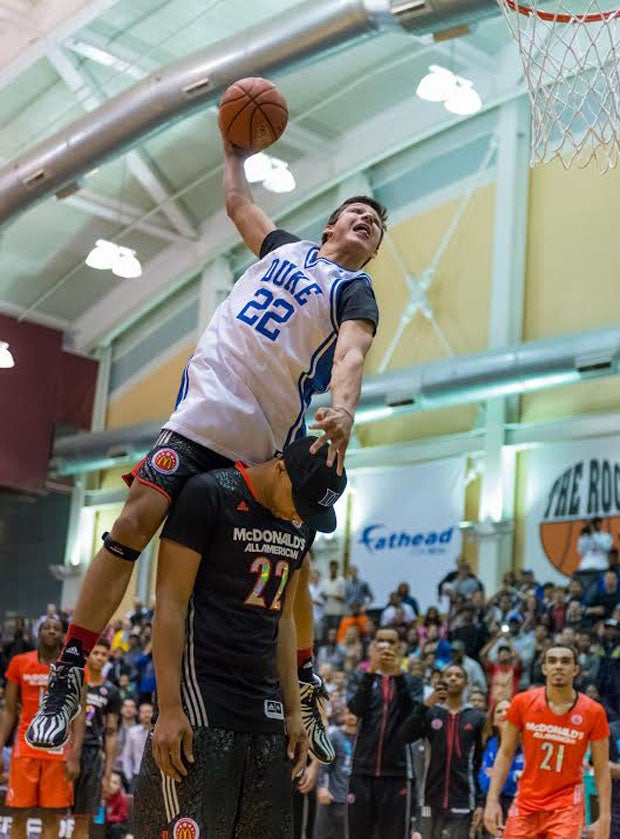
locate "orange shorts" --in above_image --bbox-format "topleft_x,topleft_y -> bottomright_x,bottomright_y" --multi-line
6,755 -> 73,809
503,802 -> 584,839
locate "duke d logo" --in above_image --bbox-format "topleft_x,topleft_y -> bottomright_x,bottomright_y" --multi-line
539,458 -> 620,575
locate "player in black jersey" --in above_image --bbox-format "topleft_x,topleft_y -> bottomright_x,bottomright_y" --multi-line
73,638 -> 120,839
134,436 -> 346,839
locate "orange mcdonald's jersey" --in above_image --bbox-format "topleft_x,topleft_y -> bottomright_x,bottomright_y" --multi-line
5,650 -> 66,760
506,687 -> 609,814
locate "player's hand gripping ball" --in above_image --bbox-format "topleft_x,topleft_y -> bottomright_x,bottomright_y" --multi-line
218,77 -> 288,153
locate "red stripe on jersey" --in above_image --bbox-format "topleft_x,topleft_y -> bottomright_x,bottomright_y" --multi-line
235,462 -> 259,501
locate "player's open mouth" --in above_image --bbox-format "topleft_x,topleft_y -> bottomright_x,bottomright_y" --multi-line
353,223 -> 371,238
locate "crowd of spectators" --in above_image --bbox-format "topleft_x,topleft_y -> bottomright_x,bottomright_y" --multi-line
2,548 -> 620,838
299,552 -> 620,838
0,597 -> 158,838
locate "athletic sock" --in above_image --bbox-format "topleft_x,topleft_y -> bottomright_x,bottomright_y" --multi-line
297,647 -> 315,684
60,624 -> 99,665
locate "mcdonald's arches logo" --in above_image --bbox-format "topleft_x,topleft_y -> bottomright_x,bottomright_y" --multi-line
173,817 -> 199,839
151,448 -> 180,475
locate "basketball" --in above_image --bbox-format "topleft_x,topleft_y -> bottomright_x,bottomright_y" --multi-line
218,77 -> 288,153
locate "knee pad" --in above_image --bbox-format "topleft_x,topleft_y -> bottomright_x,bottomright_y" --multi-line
102,532 -> 141,562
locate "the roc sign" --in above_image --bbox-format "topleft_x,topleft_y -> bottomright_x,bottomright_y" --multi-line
539,458 -> 620,575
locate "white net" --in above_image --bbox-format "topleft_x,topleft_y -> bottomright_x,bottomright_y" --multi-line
497,1 -> 620,171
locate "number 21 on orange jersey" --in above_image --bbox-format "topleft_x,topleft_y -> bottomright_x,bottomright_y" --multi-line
540,742 -> 565,772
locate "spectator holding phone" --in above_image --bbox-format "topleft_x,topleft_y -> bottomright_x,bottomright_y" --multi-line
399,663 -> 485,839
346,628 -> 423,839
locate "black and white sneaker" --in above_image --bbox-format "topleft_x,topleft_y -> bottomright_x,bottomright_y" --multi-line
299,677 -> 335,764
26,660 -> 84,751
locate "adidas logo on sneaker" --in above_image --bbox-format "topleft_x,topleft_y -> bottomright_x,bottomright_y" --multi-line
64,646 -> 80,657
237,501 -> 249,512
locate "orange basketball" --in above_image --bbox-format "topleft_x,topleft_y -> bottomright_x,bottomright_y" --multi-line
218,77 -> 288,153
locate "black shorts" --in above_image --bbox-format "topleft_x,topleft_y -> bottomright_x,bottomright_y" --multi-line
73,745 -> 103,815
134,727 -> 292,839
123,430 -> 234,504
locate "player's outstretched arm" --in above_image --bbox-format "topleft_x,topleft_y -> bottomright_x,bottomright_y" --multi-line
588,738 -> 611,839
276,568 -> 309,777
484,721 -> 520,837
221,132 -> 276,257
310,318 -> 374,475
151,538 -> 201,782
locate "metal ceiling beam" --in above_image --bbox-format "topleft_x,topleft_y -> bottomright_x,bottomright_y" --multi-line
0,0 -> 498,226
63,34 -> 156,80
281,122 -> 333,156
507,412 -> 620,448
0,0 -> 119,89
50,324 -> 620,476
123,153 -> 198,239
0,301 -> 70,333
47,47 -> 198,239
62,188 -> 189,244
79,429 -> 488,500
54,407 -> 620,489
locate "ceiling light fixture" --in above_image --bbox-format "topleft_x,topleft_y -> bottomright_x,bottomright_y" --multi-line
85,239 -> 142,278
86,239 -> 118,270
444,79 -> 483,116
244,153 -> 296,193
416,65 -> 458,102
0,341 -> 15,369
244,153 -> 272,183
112,246 -> 143,279
416,65 -> 482,117
263,161 -> 296,194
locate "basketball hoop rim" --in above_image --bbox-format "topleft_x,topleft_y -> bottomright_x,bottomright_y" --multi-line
502,0 -> 620,23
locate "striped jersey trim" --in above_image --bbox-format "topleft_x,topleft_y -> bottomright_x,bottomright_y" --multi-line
303,245 -> 372,285
285,262 -> 370,448
156,430 -> 174,447
285,331 -> 337,448
181,597 -> 208,727
160,770 -> 179,823
174,356 -> 192,409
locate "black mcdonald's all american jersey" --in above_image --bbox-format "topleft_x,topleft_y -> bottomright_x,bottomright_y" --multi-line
161,465 -> 314,734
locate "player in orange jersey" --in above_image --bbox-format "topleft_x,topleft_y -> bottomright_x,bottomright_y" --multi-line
0,618 -> 82,839
484,643 -> 611,839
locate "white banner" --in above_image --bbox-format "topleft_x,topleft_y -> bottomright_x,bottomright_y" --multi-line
525,436 -> 620,583
349,458 -> 465,611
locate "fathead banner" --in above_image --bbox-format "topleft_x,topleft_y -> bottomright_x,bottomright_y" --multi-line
525,437 -> 620,582
348,458 -> 464,610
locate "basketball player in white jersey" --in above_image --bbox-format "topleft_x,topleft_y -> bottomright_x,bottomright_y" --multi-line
28,131 -> 387,764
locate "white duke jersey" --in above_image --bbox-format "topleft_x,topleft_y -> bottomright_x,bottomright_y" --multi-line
165,231 -> 378,464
